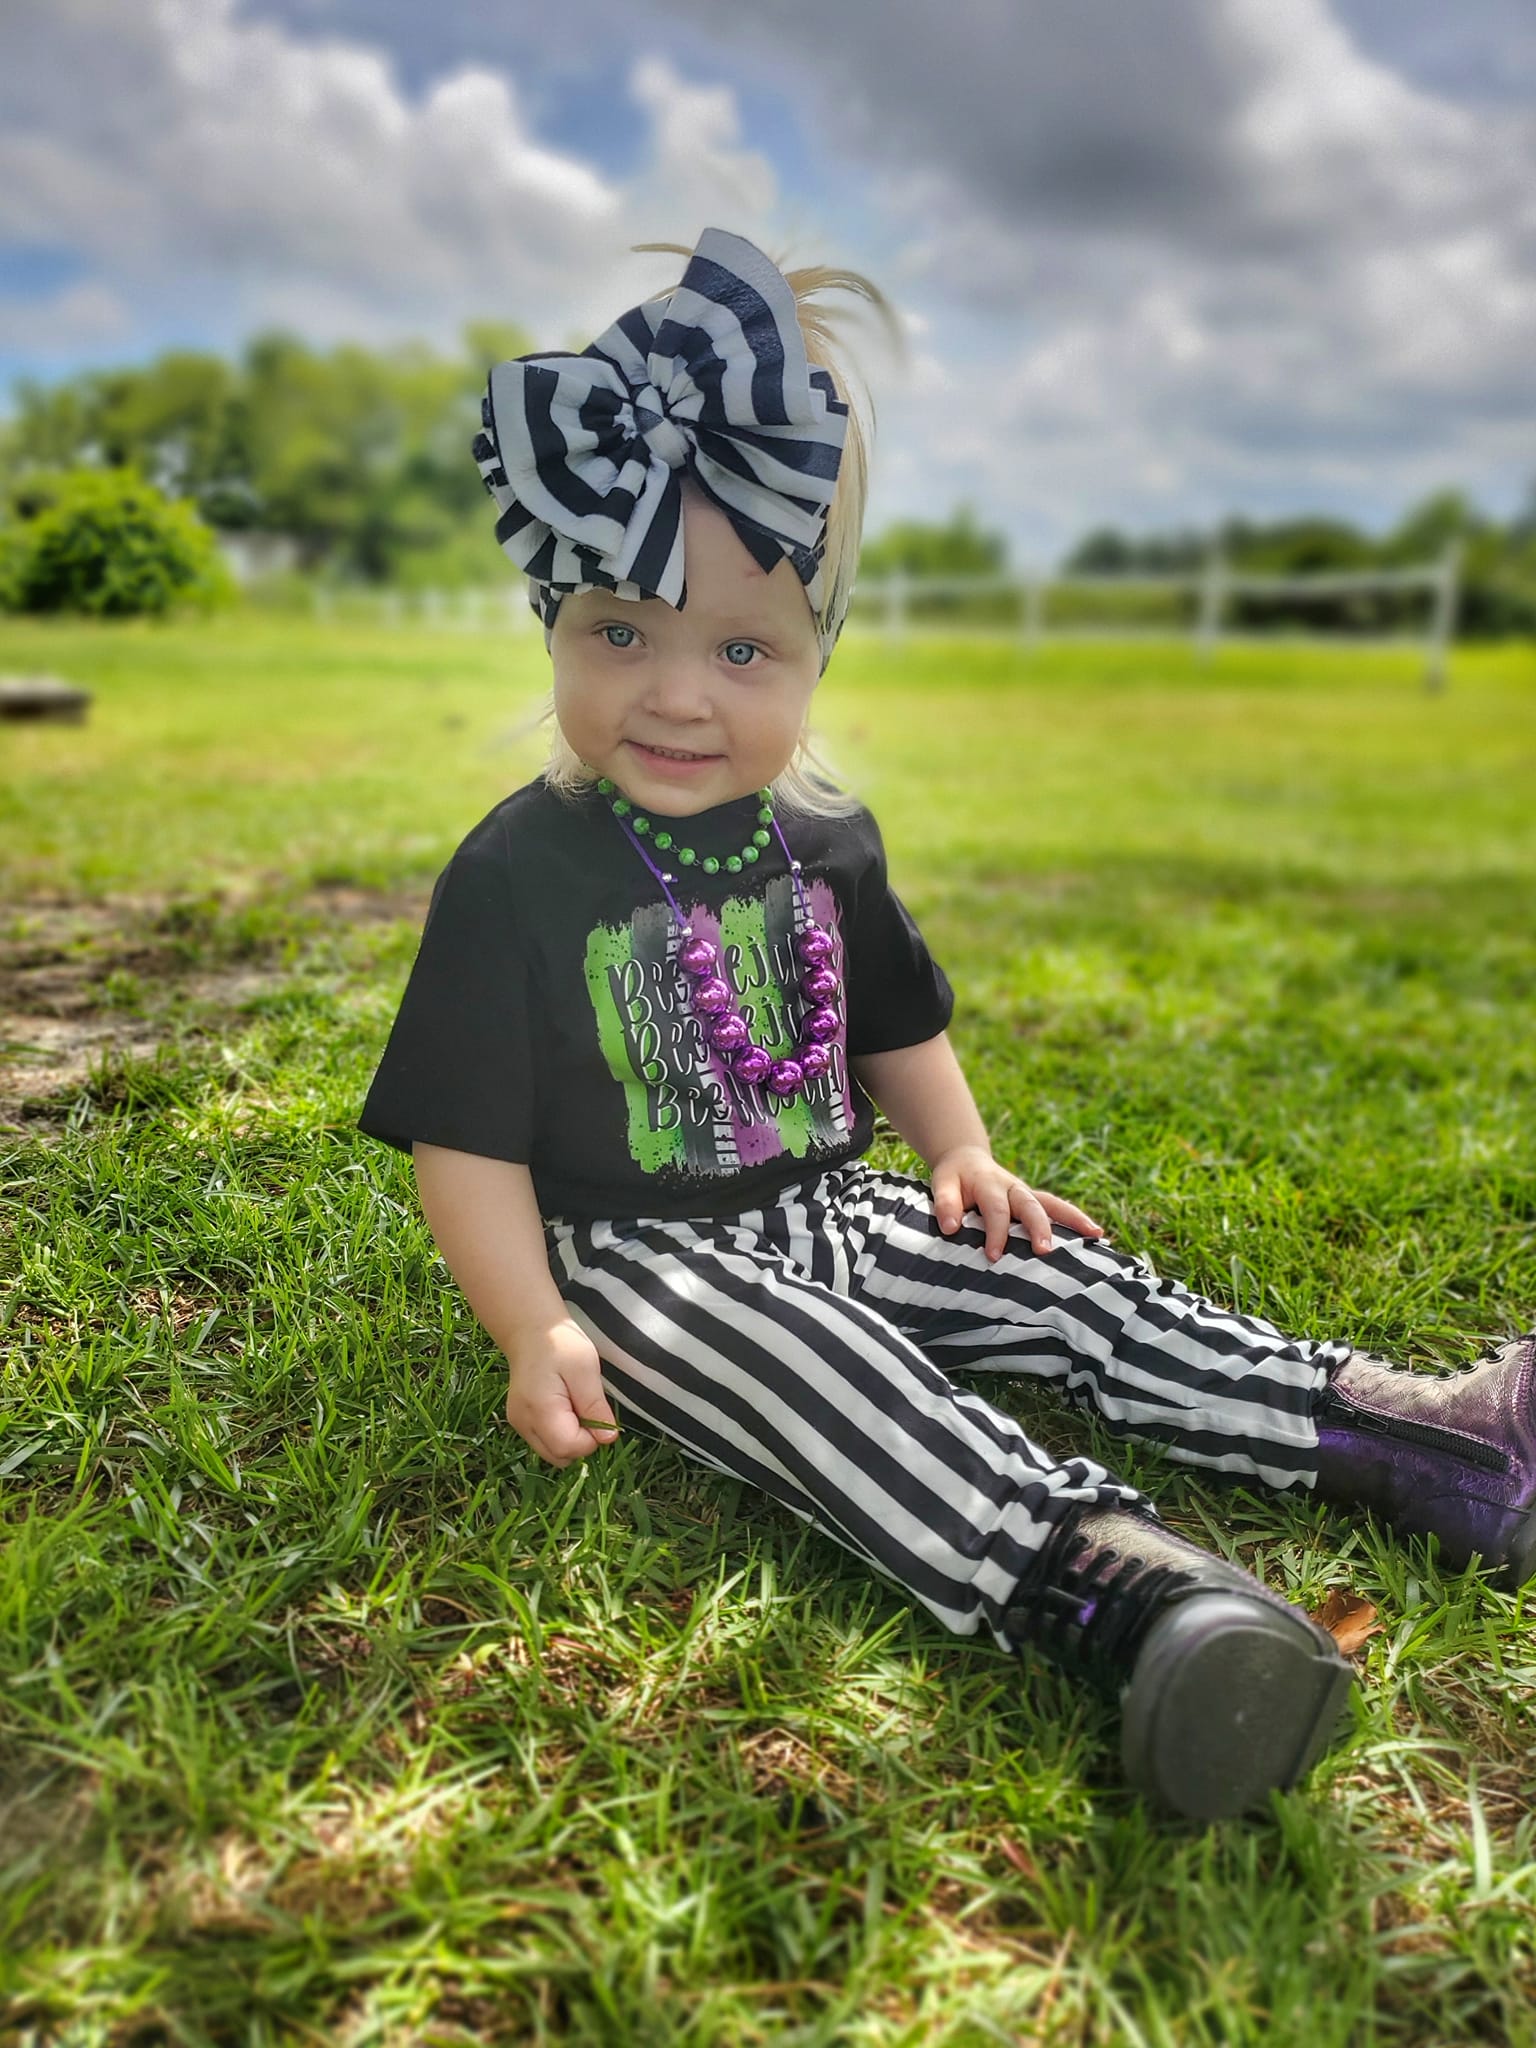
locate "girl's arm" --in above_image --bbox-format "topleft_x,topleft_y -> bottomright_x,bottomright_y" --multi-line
411,1143 -> 620,1466
850,1032 -> 1104,1261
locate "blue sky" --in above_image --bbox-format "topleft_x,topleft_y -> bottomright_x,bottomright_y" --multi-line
3,0 -> 1534,566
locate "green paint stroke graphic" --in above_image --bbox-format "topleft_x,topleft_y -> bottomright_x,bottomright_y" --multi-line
583,921 -> 683,1175
718,891 -> 816,1159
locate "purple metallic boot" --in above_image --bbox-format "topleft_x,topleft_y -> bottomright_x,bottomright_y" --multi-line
1313,1330 -> 1536,1587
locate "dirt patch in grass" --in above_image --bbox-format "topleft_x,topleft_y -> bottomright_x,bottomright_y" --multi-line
0,882 -> 429,1144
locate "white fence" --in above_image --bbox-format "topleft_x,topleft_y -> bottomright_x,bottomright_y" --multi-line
305,584 -> 539,634
304,542 -> 1463,690
855,543 -> 1462,691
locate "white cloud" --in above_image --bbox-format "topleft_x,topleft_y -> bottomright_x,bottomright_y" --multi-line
0,280 -> 134,355
3,0 -> 1534,555
0,0 -> 780,361
629,54 -> 776,214
644,0 -> 1536,548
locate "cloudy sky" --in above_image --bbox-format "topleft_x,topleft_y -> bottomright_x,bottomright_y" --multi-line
3,0 -> 1535,566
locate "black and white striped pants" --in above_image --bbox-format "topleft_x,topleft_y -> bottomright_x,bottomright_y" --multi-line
543,1161 -> 1352,1655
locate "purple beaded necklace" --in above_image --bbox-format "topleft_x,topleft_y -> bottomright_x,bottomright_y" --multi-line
602,784 -> 842,1101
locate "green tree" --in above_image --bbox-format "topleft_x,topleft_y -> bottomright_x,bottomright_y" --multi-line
859,502 -> 1010,580
1062,525 -> 1207,574
1380,487 -> 1482,565
0,466 -> 233,617
1220,514 -> 1374,575
0,317 -> 536,585
1064,526 -> 1135,574
2,353 -> 247,518
1381,489 -> 1536,638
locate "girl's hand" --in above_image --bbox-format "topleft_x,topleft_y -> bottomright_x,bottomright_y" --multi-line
504,1317 -> 621,1468
930,1144 -> 1106,1262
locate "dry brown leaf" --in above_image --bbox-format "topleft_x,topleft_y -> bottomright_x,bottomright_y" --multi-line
1312,1587 -> 1382,1655
996,1833 -> 1040,1882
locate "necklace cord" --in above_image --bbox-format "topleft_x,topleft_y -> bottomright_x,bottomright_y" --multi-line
602,787 -> 840,1100
618,816 -> 689,926
610,798 -> 814,933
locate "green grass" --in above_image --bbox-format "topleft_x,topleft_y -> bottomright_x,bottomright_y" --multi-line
3,615 -> 1535,2045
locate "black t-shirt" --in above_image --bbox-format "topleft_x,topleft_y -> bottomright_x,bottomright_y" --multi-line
355,774 -> 954,1221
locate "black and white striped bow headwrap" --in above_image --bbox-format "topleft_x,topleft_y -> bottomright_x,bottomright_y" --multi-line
472,226 -> 852,675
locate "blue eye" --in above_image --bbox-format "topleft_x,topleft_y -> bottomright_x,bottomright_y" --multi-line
600,623 -> 637,649
724,640 -> 760,667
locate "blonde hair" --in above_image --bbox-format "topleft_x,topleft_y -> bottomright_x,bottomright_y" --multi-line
537,235 -> 906,820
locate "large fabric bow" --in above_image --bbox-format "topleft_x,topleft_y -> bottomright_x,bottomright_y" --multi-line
471,226 -> 852,672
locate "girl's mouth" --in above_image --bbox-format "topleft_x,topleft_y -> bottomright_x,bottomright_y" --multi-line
626,740 -> 722,773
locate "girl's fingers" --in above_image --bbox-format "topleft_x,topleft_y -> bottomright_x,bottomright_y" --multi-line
977,1177 -> 1050,1260
1007,1180 -> 1055,1257
519,1425 -> 566,1468
1034,1189 -> 1105,1237
933,1170 -> 1096,1258
932,1168 -> 963,1233
508,1398 -> 581,1469
974,1178 -> 1016,1260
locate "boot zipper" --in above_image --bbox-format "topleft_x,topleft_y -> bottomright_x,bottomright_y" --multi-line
1328,1395 -> 1510,1472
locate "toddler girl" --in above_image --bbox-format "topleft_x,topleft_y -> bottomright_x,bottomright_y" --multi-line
357,226 -> 1536,1823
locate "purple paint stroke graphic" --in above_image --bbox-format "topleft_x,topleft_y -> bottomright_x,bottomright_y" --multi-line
678,875 -> 853,1168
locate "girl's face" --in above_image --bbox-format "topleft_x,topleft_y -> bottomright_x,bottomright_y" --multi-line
550,479 -> 822,817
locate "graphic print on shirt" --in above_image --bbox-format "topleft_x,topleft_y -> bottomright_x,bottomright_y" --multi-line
582,872 -> 852,1178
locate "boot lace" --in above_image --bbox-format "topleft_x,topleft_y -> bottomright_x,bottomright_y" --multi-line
1004,1521 -> 1202,1689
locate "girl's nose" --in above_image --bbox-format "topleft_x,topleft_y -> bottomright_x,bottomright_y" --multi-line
643,658 -> 713,720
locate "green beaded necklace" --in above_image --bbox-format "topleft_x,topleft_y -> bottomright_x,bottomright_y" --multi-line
595,777 -> 774,877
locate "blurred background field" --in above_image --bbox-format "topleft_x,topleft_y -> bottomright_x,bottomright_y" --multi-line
5,616 -> 1534,896
3,616 -> 1535,2040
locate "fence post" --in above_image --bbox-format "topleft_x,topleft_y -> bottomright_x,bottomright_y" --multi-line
1020,574 -> 1044,652
883,567 -> 908,652
1424,539 -> 1462,695
1195,552 -> 1226,666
